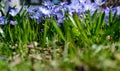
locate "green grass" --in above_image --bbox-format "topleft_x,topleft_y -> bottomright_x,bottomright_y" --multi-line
0,10 -> 120,71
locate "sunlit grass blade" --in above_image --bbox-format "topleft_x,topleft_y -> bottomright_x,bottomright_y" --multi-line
73,13 -> 92,45
51,18 -> 65,41
109,9 -> 113,26
43,18 -> 49,47
95,11 -> 105,35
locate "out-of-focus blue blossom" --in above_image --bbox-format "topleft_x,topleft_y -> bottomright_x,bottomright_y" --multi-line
79,0 -> 91,4
8,0 -> 11,2
38,7 -> 51,17
1,0 -> 120,25
0,16 -> 7,25
115,6 -> 120,16
83,3 -> 94,11
60,2 -> 69,6
56,11 -> 64,23
0,16 -> 5,25
71,0 -> 80,4
6,0 -> 11,2
10,20 -> 17,25
103,7 -> 110,16
95,0 -> 106,6
42,1 -> 54,8
26,7 -> 41,20
9,8 -> 19,17
68,2 -> 83,14
79,0 -> 86,4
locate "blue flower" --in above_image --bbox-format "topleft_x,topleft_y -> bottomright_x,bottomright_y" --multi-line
27,7 -> 40,19
79,0 -> 91,4
0,16 -> 8,25
38,7 -> 51,17
79,0 -> 86,3
95,0 -> 106,6
114,6 -> 120,16
42,1 -> 54,7
9,8 -> 19,17
8,0 -> 11,2
0,16 -> 5,25
68,2 -> 83,14
10,20 -> 17,25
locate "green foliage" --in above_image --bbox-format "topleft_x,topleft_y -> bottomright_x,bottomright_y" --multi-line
0,9 -> 120,71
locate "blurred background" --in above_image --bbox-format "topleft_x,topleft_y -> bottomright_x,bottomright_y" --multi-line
20,0 -> 70,5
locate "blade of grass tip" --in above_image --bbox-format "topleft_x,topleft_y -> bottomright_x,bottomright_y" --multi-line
51,17 -> 65,41
73,14 -> 92,45
19,1 -> 25,13
0,27 -> 4,38
64,19 -> 76,47
0,8 -> 6,16
8,25 -> 13,43
64,41 -> 70,58
85,11 -> 93,35
95,12 -> 105,35
43,18 -> 48,47
87,11 -> 92,28
23,19 -> 30,43
66,15 -> 80,37
27,19 -> 33,41
113,10 -> 118,21
92,10 -> 98,21
91,10 -> 97,31
109,9 -> 113,26
68,15 -> 77,28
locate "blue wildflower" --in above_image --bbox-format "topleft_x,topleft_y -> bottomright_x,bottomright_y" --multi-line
0,16 -> 5,25
95,0 -> 106,6
38,7 -> 51,17
42,1 -> 54,7
115,6 -> 120,16
27,7 -> 40,19
68,2 -> 83,14
10,20 -> 17,25
7,0 -> 11,2
9,8 -> 19,17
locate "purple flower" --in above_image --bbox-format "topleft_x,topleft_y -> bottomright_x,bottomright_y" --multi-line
0,16 -> 7,25
115,6 -> 120,16
42,1 -> 54,7
38,7 -> 51,17
68,2 -> 83,14
79,0 -> 91,4
9,8 -> 19,17
79,0 -> 86,3
10,20 -> 17,25
0,16 -> 5,25
27,7 -> 39,19
8,0 -> 11,2
95,0 -> 106,6
55,11 -> 65,26
103,7 -> 110,16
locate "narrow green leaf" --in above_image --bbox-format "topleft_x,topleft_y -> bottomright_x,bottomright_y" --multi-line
51,18 -> 65,41
109,9 -> 113,25
95,12 -> 105,35
43,18 -> 49,46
